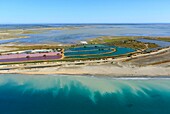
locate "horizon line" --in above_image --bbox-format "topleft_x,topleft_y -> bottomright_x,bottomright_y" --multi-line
0,22 -> 170,25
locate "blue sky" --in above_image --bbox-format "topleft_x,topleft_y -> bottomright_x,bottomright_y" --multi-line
0,0 -> 170,24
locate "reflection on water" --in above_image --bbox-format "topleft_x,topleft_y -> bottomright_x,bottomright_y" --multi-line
0,74 -> 170,114
1,24 -> 170,44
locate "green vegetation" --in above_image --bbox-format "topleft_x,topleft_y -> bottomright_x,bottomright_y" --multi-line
88,36 -> 138,44
109,40 -> 158,49
88,36 -> 158,49
156,38 -> 170,42
143,37 -> 170,42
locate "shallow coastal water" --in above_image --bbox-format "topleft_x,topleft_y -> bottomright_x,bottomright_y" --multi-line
137,38 -> 170,47
1,24 -> 170,44
0,74 -> 170,114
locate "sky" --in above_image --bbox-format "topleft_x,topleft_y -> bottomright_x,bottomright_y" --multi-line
0,0 -> 170,24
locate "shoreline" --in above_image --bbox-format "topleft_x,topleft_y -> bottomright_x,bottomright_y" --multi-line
1,71 -> 170,79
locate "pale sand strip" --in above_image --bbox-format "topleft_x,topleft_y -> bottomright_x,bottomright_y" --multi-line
0,65 -> 170,76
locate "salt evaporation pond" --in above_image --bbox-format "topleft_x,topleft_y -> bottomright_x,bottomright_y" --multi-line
65,44 -> 135,58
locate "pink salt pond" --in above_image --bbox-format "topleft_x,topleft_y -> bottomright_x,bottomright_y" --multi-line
0,52 -> 62,63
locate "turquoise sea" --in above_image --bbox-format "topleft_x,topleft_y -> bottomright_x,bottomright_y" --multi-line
0,74 -> 170,114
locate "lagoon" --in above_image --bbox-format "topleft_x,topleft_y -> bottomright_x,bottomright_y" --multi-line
1,24 -> 170,44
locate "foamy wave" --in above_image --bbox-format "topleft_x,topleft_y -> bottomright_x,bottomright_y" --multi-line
0,74 -> 170,102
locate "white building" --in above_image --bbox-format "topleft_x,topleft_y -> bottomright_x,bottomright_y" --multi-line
80,41 -> 88,44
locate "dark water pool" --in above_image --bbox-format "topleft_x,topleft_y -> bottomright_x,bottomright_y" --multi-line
65,45 -> 135,58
